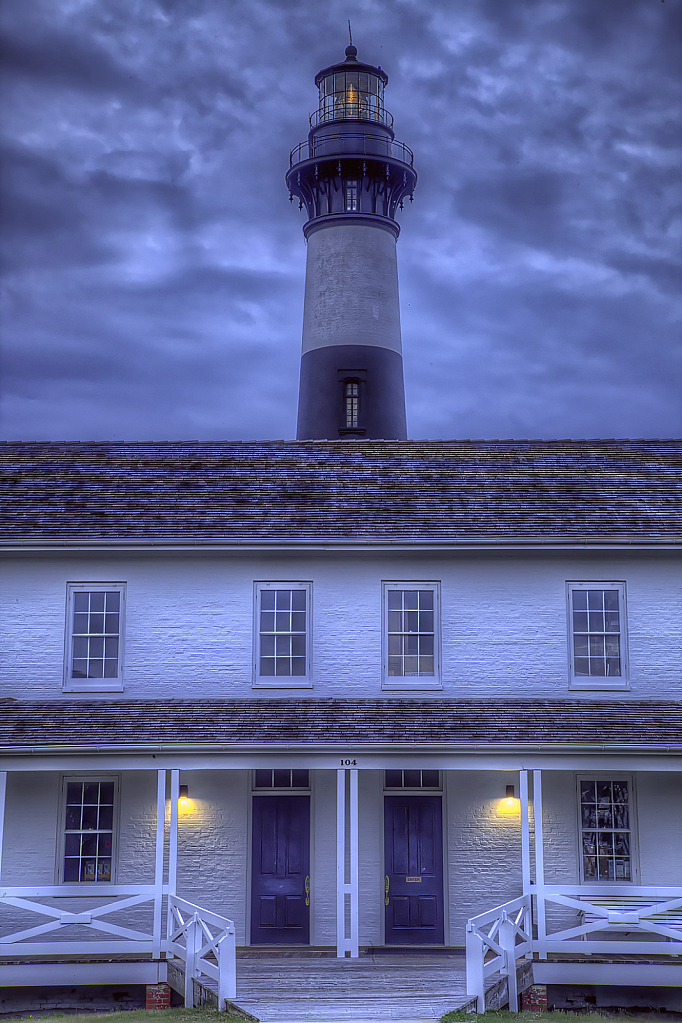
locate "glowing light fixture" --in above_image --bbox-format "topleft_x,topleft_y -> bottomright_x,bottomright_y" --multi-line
179,784 -> 190,807
505,784 -> 516,806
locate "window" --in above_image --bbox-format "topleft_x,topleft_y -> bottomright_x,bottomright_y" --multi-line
254,583 -> 312,687
344,380 -> 359,428
254,769 -> 310,789
384,770 -> 440,789
345,180 -> 358,211
64,584 -> 125,691
578,778 -> 634,882
567,582 -> 628,689
383,582 -> 441,689
60,777 -> 117,883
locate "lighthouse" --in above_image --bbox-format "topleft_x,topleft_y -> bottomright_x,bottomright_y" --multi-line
287,45 -> 417,440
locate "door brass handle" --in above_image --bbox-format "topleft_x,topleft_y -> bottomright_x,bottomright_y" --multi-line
384,875 -> 390,906
305,875 -> 310,907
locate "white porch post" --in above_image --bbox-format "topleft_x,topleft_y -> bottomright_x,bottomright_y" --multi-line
336,768 -> 359,958
519,770 -> 530,895
153,769 -> 166,959
533,769 -> 546,959
0,771 -> 7,883
169,769 -> 179,896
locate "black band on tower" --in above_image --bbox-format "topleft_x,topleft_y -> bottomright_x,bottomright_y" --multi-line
296,345 -> 408,441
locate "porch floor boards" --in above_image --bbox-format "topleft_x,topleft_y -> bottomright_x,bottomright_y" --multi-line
215,951 -> 477,1022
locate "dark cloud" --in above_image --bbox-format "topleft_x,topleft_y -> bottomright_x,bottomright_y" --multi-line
1,0 -> 680,441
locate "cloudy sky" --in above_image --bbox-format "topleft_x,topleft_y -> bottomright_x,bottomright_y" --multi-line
2,0 -> 681,441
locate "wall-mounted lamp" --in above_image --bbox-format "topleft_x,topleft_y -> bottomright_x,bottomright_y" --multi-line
498,784 -> 518,814
503,784 -> 519,808
178,784 -> 192,810
179,785 -> 189,799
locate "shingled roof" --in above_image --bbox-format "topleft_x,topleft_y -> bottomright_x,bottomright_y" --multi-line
1,439 -> 680,544
1,699 -> 680,751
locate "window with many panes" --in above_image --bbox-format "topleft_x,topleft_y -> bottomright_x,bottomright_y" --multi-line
578,778 -> 634,882
383,583 -> 441,688
344,380 -> 359,428
384,770 -> 440,789
254,583 -> 311,686
568,582 -> 628,689
345,180 -> 359,211
254,769 -> 310,789
64,584 -> 125,691
61,778 -> 117,883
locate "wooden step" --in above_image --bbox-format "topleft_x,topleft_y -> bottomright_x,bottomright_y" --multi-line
169,952 -> 477,1021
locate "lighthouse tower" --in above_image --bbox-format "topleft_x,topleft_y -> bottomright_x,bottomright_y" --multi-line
287,45 -> 417,440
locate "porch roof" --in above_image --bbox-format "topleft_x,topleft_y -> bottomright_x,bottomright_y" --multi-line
2,439 -> 681,546
1,698 -> 681,753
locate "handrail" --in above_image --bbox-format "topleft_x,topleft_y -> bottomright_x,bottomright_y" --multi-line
534,885 -> 682,954
167,894 -> 236,1008
466,886 -> 682,1013
466,894 -> 532,1013
309,107 -> 394,129
290,134 -> 414,168
0,884 -> 161,956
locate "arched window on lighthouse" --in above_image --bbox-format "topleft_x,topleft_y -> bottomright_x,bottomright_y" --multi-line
344,380 -> 360,429
345,180 -> 358,211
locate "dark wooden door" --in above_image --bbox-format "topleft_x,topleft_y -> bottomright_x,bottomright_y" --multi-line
251,795 -> 310,944
384,795 -> 444,945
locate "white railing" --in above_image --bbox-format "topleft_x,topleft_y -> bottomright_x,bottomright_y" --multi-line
466,885 -> 682,1012
167,894 -> 236,1007
465,894 -> 532,1012
535,884 -> 682,956
0,885 -> 162,957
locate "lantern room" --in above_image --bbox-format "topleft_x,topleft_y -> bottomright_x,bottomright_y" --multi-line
313,45 -> 391,128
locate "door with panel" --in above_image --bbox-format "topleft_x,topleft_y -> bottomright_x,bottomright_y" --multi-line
384,794 -> 444,944
251,794 -> 310,944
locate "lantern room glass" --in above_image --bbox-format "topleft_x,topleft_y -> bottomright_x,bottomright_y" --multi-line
318,70 -> 386,123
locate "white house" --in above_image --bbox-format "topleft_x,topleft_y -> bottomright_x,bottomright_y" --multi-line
1,438 -> 681,1016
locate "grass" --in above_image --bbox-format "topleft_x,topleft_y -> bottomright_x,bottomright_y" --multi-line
7,1012 -> 249,1023
441,1014 -> 675,1023
7,1009 -> 675,1023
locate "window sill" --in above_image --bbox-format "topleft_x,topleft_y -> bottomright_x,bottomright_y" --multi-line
63,681 -> 124,693
252,679 -> 314,689
569,679 -> 630,692
382,679 -> 443,691
578,879 -> 635,885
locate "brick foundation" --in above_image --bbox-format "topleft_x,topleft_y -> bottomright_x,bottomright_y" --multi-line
145,983 -> 171,1010
521,984 -> 548,1011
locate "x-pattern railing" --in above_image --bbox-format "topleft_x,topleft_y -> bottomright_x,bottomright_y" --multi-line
466,886 -> 682,1013
0,885 -> 160,955
536,885 -> 682,952
167,894 -> 236,1007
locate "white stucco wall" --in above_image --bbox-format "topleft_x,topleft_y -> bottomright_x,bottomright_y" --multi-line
2,551 -> 680,700
1,768 -> 679,948
301,223 -> 402,354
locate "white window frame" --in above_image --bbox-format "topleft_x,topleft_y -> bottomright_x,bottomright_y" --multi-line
252,769 -> 312,791
382,581 -> 442,691
253,581 -> 313,689
567,581 -> 629,691
63,583 -> 126,693
575,774 -> 639,885
56,774 -> 120,886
